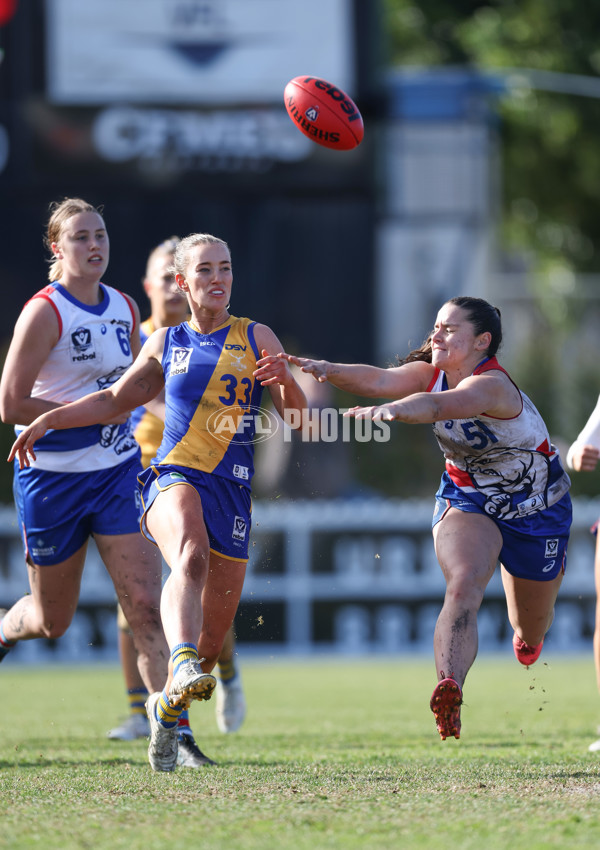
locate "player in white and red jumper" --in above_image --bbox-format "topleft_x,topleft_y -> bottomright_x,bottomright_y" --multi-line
279,296 -> 572,742
0,198 -> 169,713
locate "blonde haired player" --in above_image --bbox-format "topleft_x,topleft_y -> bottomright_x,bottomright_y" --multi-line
0,197 -> 168,719
106,237 -> 247,767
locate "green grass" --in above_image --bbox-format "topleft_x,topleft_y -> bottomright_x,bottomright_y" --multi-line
1,656 -> 600,849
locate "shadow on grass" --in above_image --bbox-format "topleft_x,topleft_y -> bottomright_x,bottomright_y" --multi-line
548,769 -> 600,779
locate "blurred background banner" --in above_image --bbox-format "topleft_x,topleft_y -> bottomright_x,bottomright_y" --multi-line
46,0 -> 355,105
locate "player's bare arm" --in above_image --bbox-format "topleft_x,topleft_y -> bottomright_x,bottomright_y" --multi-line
0,299 -> 62,425
347,371 -> 522,424
8,332 -> 167,468
276,353 -> 435,400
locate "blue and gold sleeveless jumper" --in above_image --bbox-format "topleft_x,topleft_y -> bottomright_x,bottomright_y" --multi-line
138,315 -> 263,560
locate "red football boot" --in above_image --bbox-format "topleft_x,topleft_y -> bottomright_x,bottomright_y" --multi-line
513,632 -> 544,667
430,677 -> 462,741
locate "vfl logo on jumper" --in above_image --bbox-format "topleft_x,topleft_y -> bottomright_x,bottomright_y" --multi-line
542,538 -> 560,573
71,327 -> 96,362
170,347 -> 193,376
207,405 -> 279,445
305,105 -> 319,122
232,516 -> 247,542
72,327 -> 91,350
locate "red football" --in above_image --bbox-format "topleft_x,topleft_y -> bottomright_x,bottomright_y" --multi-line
283,76 -> 364,151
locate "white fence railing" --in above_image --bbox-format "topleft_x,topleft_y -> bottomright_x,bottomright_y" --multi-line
0,497 -> 598,663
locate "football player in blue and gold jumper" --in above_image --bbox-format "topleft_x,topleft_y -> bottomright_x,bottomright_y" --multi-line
107,237 -> 248,766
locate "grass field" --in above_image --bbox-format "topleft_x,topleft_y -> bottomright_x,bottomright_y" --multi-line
2,655 -> 600,850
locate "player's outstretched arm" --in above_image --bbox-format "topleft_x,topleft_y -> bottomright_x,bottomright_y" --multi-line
276,352 -> 435,400
9,341 -> 166,469
8,388 -> 127,468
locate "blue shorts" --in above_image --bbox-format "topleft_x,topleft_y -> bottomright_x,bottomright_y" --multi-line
13,454 -> 143,566
138,464 -> 251,562
432,478 -> 572,581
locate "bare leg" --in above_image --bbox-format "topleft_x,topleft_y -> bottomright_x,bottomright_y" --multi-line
198,555 -> 246,672
218,626 -> 236,665
105,606 -> 150,740
1,545 -> 87,642
147,487 -> 209,654
145,484 -> 246,688
115,603 -> 146,690
432,509 -> 502,687
118,626 -> 146,690
95,532 -> 167,694
501,566 -> 562,646
212,601 -> 247,735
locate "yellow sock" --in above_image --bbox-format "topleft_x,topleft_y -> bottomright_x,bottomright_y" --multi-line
171,642 -> 199,674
